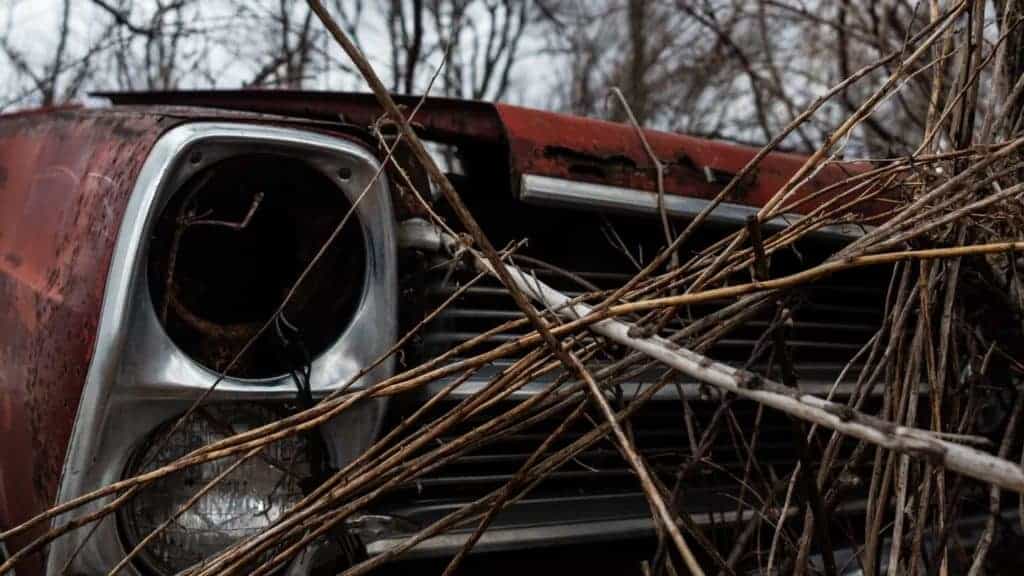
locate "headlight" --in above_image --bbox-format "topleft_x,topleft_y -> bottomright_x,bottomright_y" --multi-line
145,153 -> 368,380
118,403 -> 311,575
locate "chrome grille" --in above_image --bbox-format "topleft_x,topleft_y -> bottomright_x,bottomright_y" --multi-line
417,266 -> 884,376
371,394 -> 875,548
372,260 -> 884,550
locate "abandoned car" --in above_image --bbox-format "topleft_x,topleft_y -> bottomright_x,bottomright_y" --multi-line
1,91 -> 951,575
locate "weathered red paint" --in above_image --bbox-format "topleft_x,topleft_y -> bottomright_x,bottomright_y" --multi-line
0,103 -> 396,574
0,109 -> 169,574
99,90 -> 883,219
0,105 -> 359,574
492,105 -> 883,217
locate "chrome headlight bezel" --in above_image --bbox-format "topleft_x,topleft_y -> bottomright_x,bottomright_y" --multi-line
49,123 -> 397,576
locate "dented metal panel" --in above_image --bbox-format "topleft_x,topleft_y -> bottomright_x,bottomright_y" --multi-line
0,109 -> 169,574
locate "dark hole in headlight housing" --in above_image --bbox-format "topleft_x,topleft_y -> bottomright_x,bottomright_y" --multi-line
146,153 -> 367,379
118,403 -> 311,575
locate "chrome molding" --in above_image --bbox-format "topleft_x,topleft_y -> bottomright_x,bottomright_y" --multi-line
519,173 -> 869,240
363,496 -> 869,560
397,218 -> 455,252
366,517 -> 656,559
49,123 -> 397,575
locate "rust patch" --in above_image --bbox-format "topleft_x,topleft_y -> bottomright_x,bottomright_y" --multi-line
493,103 -> 884,218
0,109 -> 169,575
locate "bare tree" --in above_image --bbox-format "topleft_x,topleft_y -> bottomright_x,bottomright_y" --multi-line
98,0 -> 212,91
541,1 -> 786,145
542,0 -> 1024,155
1,0 -> 91,106
393,0 -> 532,100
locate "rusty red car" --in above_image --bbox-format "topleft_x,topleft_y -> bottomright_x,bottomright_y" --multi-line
1,91 -> 888,575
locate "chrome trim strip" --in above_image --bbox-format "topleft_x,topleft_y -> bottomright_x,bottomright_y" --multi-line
363,497 -> 869,560
519,173 -> 869,240
365,517 -> 656,559
419,374 -> 872,401
49,123 -> 397,575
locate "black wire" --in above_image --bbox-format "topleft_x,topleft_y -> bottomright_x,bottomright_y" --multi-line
274,313 -> 324,481
274,313 -> 368,568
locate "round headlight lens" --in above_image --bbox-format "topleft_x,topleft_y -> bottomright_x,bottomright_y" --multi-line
119,404 -> 310,575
